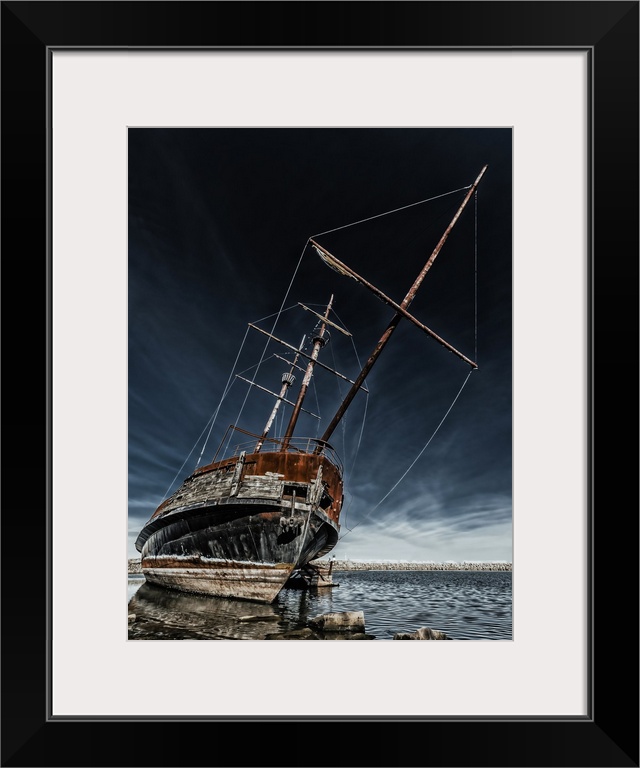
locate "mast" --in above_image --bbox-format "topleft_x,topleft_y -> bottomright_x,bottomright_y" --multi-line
254,335 -> 305,453
280,295 -> 334,451
315,165 -> 488,449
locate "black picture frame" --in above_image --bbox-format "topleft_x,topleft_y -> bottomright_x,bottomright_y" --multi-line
2,2 -> 638,766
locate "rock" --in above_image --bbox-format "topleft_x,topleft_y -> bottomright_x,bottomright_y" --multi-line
265,627 -> 375,640
393,627 -> 451,640
308,611 -> 365,632
265,628 -> 318,640
128,613 -> 136,623
317,632 -> 376,640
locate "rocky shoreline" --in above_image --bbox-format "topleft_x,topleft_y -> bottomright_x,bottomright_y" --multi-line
128,558 -> 511,574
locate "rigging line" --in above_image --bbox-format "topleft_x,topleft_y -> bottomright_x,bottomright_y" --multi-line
337,394 -> 369,530
306,322 -> 325,439
160,412 -> 216,501
160,375 -> 240,501
311,186 -> 471,238
331,308 -> 365,371
337,369 -> 474,541
340,404 -> 369,530
474,190 -> 478,363
235,353 -> 280,378
328,335 -> 347,458
195,325 -> 251,469
252,304 -> 298,325
311,374 -> 321,438
346,390 -> 370,488
328,307 -> 369,487
225,242 -> 309,452
164,325 -> 250,496
278,401 -> 287,439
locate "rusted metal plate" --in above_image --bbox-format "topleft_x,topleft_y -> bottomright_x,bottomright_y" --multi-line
152,451 -> 343,524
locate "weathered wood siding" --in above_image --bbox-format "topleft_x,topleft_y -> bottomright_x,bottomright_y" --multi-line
150,450 -> 343,525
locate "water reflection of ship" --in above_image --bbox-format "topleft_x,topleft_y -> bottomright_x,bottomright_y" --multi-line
128,582 -> 284,640
128,579 -> 354,639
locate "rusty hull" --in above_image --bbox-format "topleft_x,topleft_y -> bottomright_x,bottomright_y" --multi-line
135,449 -> 343,603
150,450 -> 342,526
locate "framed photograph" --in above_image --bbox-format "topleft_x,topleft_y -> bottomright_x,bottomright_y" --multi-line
3,2 -> 637,766
125,127 -> 513,628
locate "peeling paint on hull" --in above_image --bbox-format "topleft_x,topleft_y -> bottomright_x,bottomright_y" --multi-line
136,450 -> 342,603
143,563 -> 294,603
138,501 -> 339,603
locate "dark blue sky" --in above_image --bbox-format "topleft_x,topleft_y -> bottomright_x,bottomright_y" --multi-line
128,127 -> 512,562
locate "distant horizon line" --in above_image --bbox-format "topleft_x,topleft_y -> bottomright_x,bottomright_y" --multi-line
127,556 -> 512,564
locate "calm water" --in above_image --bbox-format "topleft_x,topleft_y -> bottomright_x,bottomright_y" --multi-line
128,570 -> 512,640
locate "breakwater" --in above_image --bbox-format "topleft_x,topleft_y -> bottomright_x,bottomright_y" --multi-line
128,558 -> 511,573
317,560 -> 511,571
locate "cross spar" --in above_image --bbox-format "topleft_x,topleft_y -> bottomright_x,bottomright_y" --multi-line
311,164 -> 488,451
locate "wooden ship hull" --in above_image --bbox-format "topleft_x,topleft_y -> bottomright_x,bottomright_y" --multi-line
135,445 -> 343,603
